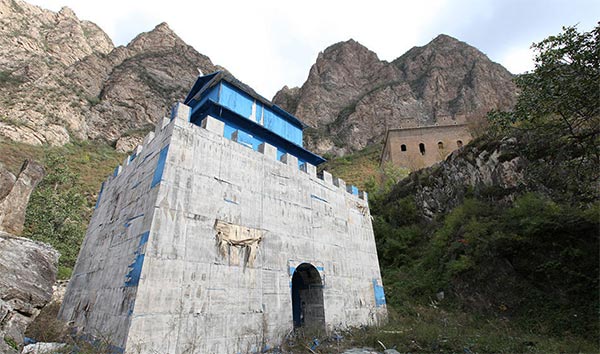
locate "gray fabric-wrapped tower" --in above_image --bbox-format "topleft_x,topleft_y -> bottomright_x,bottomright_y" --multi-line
60,72 -> 386,353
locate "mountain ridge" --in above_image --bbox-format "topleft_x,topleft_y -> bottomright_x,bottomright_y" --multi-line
1,0 -> 516,157
273,35 -> 517,155
0,1 -> 218,149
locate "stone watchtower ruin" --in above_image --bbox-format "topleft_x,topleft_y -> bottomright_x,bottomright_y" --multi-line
59,71 -> 386,353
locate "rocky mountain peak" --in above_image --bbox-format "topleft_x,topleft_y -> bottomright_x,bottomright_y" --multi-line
316,39 -> 385,77
273,35 -> 517,155
0,2 -> 217,148
127,22 -> 185,52
431,33 -> 462,45
322,38 -> 379,61
278,38 -> 392,137
57,6 -> 76,18
394,34 -> 490,70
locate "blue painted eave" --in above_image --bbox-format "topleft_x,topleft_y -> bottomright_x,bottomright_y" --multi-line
184,71 -> 220,104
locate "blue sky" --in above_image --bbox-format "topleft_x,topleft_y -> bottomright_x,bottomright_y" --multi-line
28,0 -> 599,98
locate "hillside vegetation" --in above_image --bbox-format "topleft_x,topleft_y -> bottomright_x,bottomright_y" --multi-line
313,24 -> 599,353
0,139 -> 124,278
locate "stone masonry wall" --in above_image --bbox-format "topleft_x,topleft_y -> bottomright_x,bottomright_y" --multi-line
381,124 -> 472,170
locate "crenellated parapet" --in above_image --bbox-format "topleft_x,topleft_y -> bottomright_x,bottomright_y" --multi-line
105,102 -> 368,205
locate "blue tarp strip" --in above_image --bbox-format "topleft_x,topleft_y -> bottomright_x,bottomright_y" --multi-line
372,279 -> 386,307
138,231 -> 150,246
124,254 -> 144,287
124,214 -> 144,228
310,194 -> 328,203
94,182 -> 105,209
124,231 -> 150,287
151,145 -> 169,188
233,129 -> 254,149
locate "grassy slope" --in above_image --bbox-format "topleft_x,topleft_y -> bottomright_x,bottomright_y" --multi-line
0,138 -> 124,278
0,139 -> 124,194
318,143 -> 384,190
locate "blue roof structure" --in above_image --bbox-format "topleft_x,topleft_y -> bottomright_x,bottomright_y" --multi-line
183,71 -> 325,166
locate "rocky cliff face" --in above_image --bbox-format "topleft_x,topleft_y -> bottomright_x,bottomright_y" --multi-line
389,136 -> 527,219
273,36 -> 517,155
0,0 -> 218,149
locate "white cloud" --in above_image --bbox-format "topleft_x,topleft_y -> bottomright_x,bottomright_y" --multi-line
501,46 -> 535,75
25,0 -> 600,98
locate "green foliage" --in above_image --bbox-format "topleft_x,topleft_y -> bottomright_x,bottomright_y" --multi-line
4,336 -> 18,350
490,24 -> 599,136
0,139 -> 121,279
317,143 -> 388,190
23,151 -> 88,279
488,24 -> 599,202
0,70 -> 24,86
372,190 -> 599,340
121,124 -> 154,138
85,95 -> 101,106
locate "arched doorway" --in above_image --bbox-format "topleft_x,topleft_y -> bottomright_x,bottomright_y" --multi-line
291,263 -> 325,329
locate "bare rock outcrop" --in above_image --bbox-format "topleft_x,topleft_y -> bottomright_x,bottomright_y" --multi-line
0,1 -> 218,146
0,233 -> 59,353
0,160 -> 45,235
389,136 -> 527,218
273,36 -> 517,155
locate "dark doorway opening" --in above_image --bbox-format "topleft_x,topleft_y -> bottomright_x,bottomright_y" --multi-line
419,143 -> 426,155
291,263 -> 325,330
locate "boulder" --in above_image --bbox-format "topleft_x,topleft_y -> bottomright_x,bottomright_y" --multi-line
0,233 -> 59,350
0,160 -> 45,235
21,342 -> 67,354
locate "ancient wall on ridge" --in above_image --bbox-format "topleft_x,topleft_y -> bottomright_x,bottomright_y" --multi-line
381,122 -> 472,170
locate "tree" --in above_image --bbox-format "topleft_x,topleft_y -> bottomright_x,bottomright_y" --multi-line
23,151 -> 87,279
489,23 -> 600,201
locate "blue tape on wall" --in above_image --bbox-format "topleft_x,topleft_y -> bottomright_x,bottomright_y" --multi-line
138,231 -> 150,246
372,279 -> 386,307
124,254 -> 144,287
124,214 -> 144,228
94,182 -> 105,210
124,231 -> 150,287
151,145 -> 169,188
310,194 -> 329,203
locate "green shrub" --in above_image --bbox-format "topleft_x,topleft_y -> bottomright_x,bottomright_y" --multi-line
23,151 -> 87,279
3,336 -> 17,350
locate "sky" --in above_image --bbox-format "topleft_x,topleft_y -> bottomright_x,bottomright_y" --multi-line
28,0 -> 599,99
